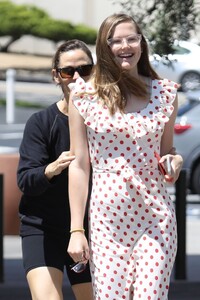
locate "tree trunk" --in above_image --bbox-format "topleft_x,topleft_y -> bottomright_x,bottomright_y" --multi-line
0,36 -> 20,52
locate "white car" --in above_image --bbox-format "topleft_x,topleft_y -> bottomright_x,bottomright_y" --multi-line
151,40 -> 200,92
174,90 -> 200,194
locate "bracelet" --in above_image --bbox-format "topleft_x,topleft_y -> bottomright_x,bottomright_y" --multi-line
70,228 -> 85,234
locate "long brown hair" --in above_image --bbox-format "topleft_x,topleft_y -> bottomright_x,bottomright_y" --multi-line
94,13 -> 160,115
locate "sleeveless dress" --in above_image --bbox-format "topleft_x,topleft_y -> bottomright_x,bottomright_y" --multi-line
71,78 -> 178,300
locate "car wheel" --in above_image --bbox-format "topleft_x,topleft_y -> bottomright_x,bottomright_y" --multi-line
180,72 -> 200,92
191,163 -> 200,194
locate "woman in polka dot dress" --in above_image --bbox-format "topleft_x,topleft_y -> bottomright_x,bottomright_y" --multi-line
67,13 -> 183,300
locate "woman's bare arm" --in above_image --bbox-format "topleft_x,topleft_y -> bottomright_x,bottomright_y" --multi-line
67,94 -> 91,262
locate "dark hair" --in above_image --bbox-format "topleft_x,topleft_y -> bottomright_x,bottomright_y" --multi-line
52,39 -> 94,69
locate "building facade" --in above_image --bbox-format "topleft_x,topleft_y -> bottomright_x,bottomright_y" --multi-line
11,0 -> 122,30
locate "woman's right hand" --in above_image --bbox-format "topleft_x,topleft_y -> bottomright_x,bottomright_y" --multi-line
45,151 -> 75,180
67,232 -> 90,263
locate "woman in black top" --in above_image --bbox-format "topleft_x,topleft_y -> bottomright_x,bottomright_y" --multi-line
17,40 -> 94,300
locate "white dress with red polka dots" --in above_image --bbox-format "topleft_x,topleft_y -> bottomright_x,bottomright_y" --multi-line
71,78 -> 178,300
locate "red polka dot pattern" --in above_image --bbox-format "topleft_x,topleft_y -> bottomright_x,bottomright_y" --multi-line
71,78 -> 178,299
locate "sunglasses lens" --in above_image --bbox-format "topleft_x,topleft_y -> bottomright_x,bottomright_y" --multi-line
70,262 -> 86,273
58,64 -> 93,79
79,65 -> 93,76
60,67 -> 74,78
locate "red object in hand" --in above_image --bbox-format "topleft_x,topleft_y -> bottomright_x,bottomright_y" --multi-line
154,151 -> 174,182
154,151 -> 167,176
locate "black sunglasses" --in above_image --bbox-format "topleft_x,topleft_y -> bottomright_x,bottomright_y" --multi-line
56,64 -> 93,79
70,261 -> 87,273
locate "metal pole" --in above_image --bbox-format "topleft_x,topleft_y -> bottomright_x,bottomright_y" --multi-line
6,68 -> 16,124
175,169 -> 187,280
0,174 -> 4,282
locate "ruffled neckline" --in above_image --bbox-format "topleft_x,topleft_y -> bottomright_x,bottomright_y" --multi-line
70,77 -> 178,139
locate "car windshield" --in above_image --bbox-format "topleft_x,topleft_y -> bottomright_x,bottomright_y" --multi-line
172,45 -> 190,55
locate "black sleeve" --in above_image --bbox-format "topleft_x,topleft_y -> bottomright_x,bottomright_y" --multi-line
17,112 -> 53,196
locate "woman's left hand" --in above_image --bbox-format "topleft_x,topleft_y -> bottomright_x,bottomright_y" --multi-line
160,154 -> 183,184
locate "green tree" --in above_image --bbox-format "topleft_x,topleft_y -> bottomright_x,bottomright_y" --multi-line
0,1 -> 49,51
31,18 -> 76,42
110,0 -> 198,55
0,0 -> 96,52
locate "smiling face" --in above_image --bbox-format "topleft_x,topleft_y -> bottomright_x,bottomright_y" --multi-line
109,21 -> 142,76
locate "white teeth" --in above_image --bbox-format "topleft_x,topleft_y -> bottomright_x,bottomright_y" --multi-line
119,53 -> 133,57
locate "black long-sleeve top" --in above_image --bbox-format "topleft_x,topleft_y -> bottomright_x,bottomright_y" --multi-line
17,103 -> 72,236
